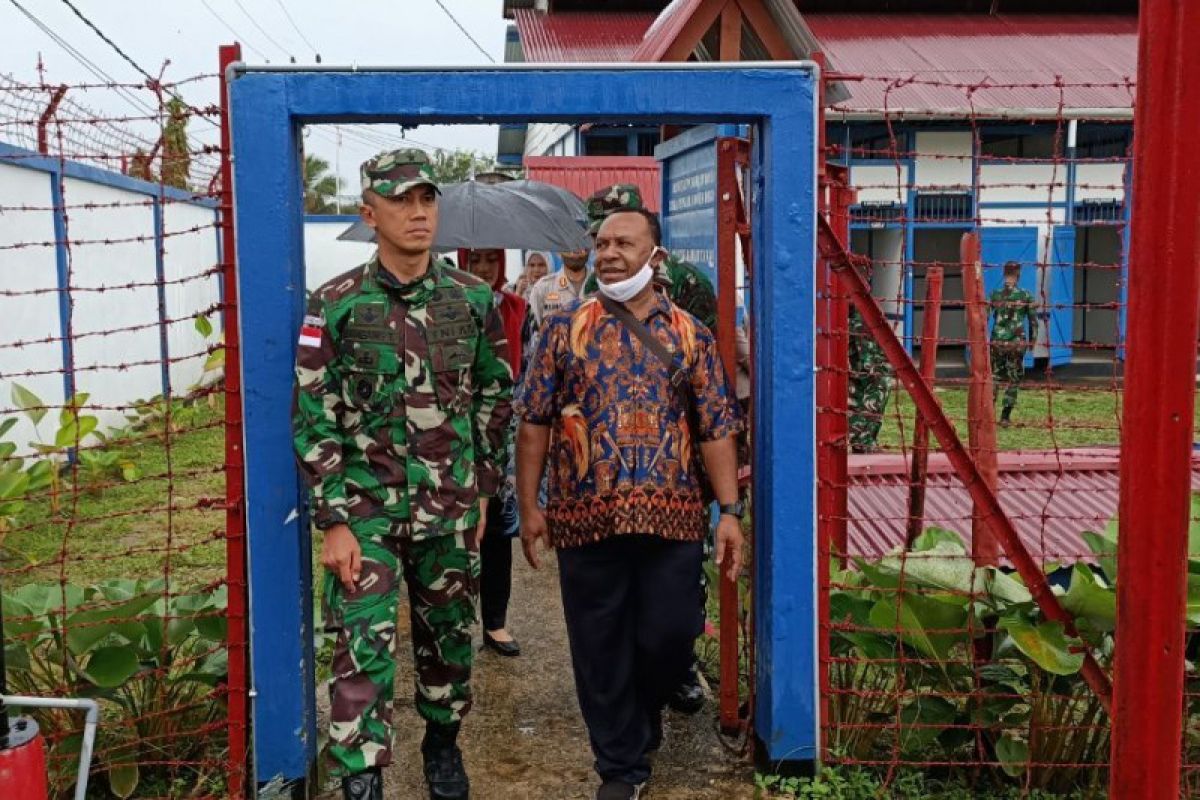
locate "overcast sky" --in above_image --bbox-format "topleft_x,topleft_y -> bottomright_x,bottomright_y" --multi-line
2,0 -> 510,192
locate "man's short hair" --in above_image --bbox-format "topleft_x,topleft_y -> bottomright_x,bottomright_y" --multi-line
1003,260 -> 1022,276
601,207 -> 662,247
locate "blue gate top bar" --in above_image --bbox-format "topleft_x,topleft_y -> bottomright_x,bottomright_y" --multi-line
228,62 -> 819,788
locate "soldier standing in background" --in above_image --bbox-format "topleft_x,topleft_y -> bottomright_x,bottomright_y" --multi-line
293,149 -> 513,800
989,260 -> 1039,427
848,261 -> 893,453
582,184 -> 718,330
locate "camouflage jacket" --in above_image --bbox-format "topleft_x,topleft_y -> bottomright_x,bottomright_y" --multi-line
988,286 -> 1039,344
583,254 -> 718,330
849,306 -> 891,376
293,255 -> 514,540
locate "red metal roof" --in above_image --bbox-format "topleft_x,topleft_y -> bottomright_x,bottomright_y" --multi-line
513,9 -> 655,63
523,156 -> 662,213
630,0 -> 705,62
808,13 -> 1138,115
846,448 -> 1200,564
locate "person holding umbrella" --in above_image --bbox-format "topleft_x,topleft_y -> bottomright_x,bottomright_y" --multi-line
459,247 -> 527,657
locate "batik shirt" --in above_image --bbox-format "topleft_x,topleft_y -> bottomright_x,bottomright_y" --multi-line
515,291 -> 743,549
293,255 -> 513,540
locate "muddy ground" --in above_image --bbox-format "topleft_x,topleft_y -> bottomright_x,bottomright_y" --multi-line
316,547 -> 756,800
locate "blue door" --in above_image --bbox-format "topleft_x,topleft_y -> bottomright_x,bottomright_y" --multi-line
1046,225 -> 1076,366
981,227 -> 1039,366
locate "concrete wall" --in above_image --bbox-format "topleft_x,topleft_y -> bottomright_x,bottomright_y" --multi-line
0,148 -> 219,454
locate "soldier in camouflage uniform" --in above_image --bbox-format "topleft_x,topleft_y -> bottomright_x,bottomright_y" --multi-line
848,303 -> 893,453
989,260 -> 1039,427
293,149 -> 513,800
581,184 -> 718,330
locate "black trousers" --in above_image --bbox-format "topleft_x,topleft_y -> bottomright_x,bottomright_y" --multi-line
557,535 -> 705,784
479,501 -> 513,631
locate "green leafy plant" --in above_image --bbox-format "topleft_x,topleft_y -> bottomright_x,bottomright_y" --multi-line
2,579 -> 228,798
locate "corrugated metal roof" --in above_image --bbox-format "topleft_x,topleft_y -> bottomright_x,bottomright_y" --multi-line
846,448 -> 1200,564
630,0 -> 705,62
523,156 -> 661,212
808,14 -> 1138,115
513,9 -> 656,63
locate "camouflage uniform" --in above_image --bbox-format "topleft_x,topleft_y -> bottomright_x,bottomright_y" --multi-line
989,283 -> 1039,415
848,304 -> 893,452
293,150 -> 514,777
582,184 -> 718,330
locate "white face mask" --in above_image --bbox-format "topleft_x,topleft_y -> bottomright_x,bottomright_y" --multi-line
597,247 -> 661,303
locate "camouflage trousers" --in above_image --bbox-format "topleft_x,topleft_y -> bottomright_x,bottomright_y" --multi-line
849,369 -> 892,451
322,518 -> 480,776
990,344 -> 1026,412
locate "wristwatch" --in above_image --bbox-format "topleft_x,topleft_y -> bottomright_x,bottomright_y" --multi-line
718,501 -> 746,520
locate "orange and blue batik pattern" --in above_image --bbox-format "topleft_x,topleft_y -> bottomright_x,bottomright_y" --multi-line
515,291 -> 743,549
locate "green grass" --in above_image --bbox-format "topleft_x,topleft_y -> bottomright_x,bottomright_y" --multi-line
876,383 -> 1136,452
1,397 -> 226,589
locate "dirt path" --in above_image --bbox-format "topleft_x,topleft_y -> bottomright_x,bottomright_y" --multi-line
318,546 -> 756,799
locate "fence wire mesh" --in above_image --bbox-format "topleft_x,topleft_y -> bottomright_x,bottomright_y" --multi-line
815,71 -> 1164,796
0,68 -> 242,798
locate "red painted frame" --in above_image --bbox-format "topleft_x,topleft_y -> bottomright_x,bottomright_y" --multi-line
218,43 -> 249,799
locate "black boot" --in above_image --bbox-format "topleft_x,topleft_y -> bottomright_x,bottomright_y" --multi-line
341,767 -> 383,800
667,663 -> 705,714
1000,405 -> 1013,428
423,722 -> 469,800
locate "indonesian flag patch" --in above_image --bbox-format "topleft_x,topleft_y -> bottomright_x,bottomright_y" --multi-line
298,314 -> 324,348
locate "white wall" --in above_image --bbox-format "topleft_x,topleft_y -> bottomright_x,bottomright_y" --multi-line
850,163 -> 909,204
303,221 -> 375,291
1075,162 -> 1127,202
914,131 -> 972,191
978,163 -> 1069,206
0,164 -> 64,455
524,123 -> 575,157
0,160 -> 219,454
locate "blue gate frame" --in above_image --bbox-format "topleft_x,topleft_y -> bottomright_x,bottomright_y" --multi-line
228,63 -> 819,789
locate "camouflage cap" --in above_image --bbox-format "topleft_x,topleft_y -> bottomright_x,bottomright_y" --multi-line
360,148 -> 440,198
586,183 -> 644,235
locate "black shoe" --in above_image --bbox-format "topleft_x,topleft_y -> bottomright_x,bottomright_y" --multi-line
483,631 -> 521,657
596,779 -> 645,800
341,767 -> 383,800
423,723 -> 470,800
667,666 -> 705,714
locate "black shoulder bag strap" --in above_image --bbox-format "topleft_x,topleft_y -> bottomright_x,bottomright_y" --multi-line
598,294 -> 714,499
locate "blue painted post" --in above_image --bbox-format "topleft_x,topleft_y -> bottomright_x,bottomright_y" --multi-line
228,79 -> 317,788
752,86 -> 819,763
152,198 -> 170,396
48,169 -> 75,402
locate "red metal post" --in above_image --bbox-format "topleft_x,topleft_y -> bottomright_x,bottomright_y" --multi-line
715,137 -> 742,733
818,217 -> 1114,712
36,85 -> 67,155
218,42 -> 248,800
828,166 -> 853,562
960,233 -> 1000,566
905,265 -> 943,548
1110,2 -> 1200,796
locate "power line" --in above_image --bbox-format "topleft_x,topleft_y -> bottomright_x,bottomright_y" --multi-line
198,0 -> 272,62
230,0 -> 296,62
57,0 -> 158,84
9,0 -> 157,117
271,0 -> 322,61
431,0 -> 496,64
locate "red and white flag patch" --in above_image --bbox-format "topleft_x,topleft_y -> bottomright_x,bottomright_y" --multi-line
298,314 -> 324,348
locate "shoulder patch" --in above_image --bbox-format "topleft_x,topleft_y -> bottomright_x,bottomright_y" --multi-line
313,261 -> 370,303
